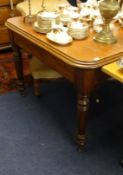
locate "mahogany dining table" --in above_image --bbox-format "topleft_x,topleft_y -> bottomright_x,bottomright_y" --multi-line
6,16 -> 123,150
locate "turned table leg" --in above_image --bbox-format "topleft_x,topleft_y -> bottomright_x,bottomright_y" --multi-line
13,47 -> 25,95
75,69 -> 96,150
8,29 -> 25,95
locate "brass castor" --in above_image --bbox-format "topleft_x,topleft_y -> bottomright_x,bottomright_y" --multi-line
77,145 -> 86,152
75,134 -> 86,152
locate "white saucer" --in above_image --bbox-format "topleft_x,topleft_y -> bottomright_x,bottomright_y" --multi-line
46,32 -> 72,45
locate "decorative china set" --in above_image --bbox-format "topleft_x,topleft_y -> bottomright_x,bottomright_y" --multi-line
32,0 -> 123,46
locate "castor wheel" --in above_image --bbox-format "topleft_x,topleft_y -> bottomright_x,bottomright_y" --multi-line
95,98 -> 100,103
77,145 -> 85,152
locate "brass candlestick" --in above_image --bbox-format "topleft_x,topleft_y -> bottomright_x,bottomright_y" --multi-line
9,0 -> 15,17
24,0 -> 35,25
94,0 -> 120,44
41,0 -> 46,11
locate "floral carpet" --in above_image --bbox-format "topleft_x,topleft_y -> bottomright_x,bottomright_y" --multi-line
0,50 -> 31,94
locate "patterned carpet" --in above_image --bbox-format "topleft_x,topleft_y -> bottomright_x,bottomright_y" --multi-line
0,50 -> 31,94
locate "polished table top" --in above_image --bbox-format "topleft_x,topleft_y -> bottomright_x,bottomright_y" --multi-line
6,16 -> 123,69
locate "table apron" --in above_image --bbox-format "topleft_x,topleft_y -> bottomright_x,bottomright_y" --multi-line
13,32 -> 76,82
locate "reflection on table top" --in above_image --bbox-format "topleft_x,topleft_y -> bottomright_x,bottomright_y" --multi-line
6,16 -> 123,69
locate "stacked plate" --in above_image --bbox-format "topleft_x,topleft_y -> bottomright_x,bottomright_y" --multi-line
68,21 -> 89,40
35,11 -> 60,34
33,21 -> 51,34
46,26 -> 72,45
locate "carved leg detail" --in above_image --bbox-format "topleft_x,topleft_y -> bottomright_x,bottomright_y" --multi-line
76,94 -> 90,149
77,94 -> 89,112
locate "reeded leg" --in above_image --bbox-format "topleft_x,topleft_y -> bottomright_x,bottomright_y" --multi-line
76,94 -> 90,149
75,69 -> 96,150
